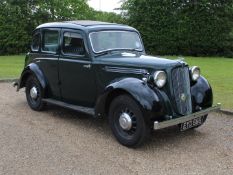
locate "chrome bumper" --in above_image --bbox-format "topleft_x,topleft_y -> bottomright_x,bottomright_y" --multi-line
154,103 -> 221,130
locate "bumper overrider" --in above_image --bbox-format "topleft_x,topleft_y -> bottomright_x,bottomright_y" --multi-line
154,103 -> 221,130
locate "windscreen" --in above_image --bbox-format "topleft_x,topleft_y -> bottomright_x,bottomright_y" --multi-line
89,31 -> 143,53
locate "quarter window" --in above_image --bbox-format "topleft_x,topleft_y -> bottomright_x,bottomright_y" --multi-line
42,30 -> 59,53
62,32 -> 85,56
31,33 -> 40,52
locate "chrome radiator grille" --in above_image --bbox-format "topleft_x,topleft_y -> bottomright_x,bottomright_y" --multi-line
172,67 -> 192,115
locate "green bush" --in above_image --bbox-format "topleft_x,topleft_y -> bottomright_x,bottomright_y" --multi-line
122,0 -> 233,57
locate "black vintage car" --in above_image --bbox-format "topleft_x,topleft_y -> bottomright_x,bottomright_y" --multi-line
16,20 -> 220,147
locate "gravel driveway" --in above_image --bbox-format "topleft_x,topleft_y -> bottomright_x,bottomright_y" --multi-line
0,82 -> 232,175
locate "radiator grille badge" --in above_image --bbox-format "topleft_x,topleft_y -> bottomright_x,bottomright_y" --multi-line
180,93 -> 186,101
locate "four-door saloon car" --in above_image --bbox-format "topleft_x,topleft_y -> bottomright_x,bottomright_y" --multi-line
15,20 -> 220,147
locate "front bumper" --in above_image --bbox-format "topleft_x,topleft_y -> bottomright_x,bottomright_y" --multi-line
154,103 -> 221,130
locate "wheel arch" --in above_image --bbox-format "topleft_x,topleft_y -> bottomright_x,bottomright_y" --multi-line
105,88 -> 135,116
95,78 -> 163,121
191,75 -> 213,110
17,63 -> 47,92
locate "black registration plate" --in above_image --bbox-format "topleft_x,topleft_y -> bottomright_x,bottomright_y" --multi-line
180,117 -> 203,131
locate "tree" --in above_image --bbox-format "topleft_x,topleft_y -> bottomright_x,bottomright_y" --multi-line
91,11 -> 124,24
0,0 -> 30,54
0,0 -> 95,55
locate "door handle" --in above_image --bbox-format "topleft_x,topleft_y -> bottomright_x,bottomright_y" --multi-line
83,64 -> 91,69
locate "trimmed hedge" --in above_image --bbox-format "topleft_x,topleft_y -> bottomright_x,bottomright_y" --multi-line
123,0 -> 233,57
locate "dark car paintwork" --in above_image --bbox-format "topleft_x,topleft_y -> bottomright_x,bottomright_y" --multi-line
18,21 -> 213,123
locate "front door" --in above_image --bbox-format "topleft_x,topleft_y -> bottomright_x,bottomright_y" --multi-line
59,29 -> 96,107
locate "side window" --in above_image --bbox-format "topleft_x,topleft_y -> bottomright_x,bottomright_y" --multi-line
31,33 -> 40,52
42,30 -> 59,53
62,32 -> 85,56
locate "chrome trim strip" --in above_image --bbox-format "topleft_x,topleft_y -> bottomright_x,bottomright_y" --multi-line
59,58 -> 90,64
41,50 -> 57,54
103,66 -> 148,74
154,103 -> 221,130
35,58 -> 91,64
35,58 -> 58,61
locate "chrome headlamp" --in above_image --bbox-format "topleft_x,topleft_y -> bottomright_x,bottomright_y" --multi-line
153,71 -> 167,88
190,66 -> 200,81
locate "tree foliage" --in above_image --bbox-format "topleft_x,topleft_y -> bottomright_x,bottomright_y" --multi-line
0,0 -> 123,55
92,11 -> 124,24
122,0 -> 233,56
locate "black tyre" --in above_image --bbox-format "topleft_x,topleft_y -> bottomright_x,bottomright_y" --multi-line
109,95 -> 150,147
25,76 -> 45,111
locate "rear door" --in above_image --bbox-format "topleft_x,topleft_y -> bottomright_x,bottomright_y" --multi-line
59,29 -> 97,107
36,28 -> 61,99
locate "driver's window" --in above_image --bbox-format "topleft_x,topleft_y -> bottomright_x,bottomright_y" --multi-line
62,32 -> 85,56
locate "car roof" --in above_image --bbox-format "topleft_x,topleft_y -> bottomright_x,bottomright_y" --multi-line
65,20 -> 116,26
36,20 -> 137,33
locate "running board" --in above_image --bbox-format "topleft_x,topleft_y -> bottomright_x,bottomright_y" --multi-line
42,98 -> 95,116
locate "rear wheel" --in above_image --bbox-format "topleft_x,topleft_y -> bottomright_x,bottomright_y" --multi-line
25,76 -> 45,111
109,95 -> 150,147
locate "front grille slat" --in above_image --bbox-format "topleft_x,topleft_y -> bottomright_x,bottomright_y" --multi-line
172,67 -> 192,115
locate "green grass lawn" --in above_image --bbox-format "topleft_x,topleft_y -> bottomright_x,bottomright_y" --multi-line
0,55 -> 24,79
0,55 -> 232,110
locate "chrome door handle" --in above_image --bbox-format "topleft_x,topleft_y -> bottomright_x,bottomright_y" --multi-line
83,64 -> 91,69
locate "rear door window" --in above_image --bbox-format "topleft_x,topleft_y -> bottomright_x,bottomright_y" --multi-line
42,30 -> 59,53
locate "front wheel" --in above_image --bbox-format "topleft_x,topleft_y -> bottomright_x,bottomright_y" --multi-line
109,95 -> 150,147
25,76 -> 45,111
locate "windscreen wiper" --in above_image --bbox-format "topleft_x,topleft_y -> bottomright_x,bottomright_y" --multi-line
95,50 -> 113,57
95,48 -> 142,57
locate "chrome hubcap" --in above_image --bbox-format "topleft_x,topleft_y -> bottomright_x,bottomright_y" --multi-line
30,86 -> 38,100
119,112 -> 132,130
